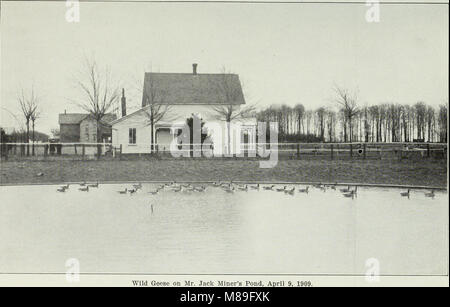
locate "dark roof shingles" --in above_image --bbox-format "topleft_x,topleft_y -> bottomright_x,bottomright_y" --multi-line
142,73 -> 246,106
59,113 -> 117,125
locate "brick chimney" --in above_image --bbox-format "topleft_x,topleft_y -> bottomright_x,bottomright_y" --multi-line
121,88 -> 126,117
192,63 -> 198,75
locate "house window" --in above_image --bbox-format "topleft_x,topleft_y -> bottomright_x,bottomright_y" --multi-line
129,128 -> 136,144
85,125 -> 89,142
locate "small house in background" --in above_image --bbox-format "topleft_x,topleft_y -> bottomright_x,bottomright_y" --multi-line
111,64 -> 257,155
58,112 -> 117,143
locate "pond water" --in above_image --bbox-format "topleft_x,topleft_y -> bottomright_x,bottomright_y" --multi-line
0,183 -> 447,275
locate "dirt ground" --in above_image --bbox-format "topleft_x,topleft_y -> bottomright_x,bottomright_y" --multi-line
0,158 -> 447,187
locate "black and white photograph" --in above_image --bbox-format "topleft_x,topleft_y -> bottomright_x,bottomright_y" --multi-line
0,0 -> 448,290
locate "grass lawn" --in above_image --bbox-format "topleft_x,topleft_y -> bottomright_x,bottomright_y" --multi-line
0,158 -> 447,188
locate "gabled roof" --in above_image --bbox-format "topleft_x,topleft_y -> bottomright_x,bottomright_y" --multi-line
59,113 -> 87,125
110,105 -> 150,125
142,72 -> 246,106
59,113 -> 117,125
97,113 -> 117,124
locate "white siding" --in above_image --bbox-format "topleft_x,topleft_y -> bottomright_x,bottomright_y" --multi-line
112,104 -> 256,155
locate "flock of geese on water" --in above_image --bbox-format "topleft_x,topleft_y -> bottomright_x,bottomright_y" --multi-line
55,181 -> 436,199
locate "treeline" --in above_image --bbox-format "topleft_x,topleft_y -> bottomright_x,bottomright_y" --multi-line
0,127 -> 49,143
257,101 -> 448,143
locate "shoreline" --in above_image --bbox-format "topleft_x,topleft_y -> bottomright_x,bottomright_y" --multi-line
0,180 -> 447,191
1,159 -> 447,189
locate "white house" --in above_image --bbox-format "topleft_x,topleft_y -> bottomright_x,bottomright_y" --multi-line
111,64 -> 257,156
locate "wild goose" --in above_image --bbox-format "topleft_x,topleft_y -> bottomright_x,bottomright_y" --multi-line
343,192 -> 354,198
173,186 -> 183,192
118,188 -> 127,194
148,189 -> 160,195
400,189 -> 410,197
128,188 -> 137,195
340,186 -> 351,193
276,186 -> 286,192
224,186 -> 235,193
56,187 -> 66,192
194,186 -> 206,192
343,186 -> 357,198
263,185 -> 275,190
285,187 -> 295,195
79,181 -> 87,186
425,190 -> 435,198
88,181 -> 99,188
298,186 -> 309,193
237,185 -> 248,191
78,186 -> 89,192
184,185 -> 195,192
221,182 -> 232,188
250,184 -> 260,190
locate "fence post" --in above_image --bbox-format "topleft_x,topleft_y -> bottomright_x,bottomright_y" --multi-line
2,144 -> 8,161
82,144 -> 85,160
119,144 -> 122,160
427,143 -> 430,158
363,143 -> 366,160
331,144 -> 334,160
297,144 -> 300,159
350,143 -> 353,158
74,144 -> 77,155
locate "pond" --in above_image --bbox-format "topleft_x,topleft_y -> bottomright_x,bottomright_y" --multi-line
0,182 -> 447,275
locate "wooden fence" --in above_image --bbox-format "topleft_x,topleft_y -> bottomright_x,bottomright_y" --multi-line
0,142 -> 447,161
0,142 -> 120,161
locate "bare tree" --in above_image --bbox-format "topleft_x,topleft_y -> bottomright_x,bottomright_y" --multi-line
141,74 -> 172,153
315,107 -> 326,141
211,104 -> 255,154
293,104 -> 305,135
210,70 -> 255,154
438,102 -> 448,143
30,108 -> 40,155
326,108 -> 336,142
334,86 -> 359,142
414,101 -> 427,141
18,87 -> 39,156
72,57 -> 120,157
426,105 -> 435,142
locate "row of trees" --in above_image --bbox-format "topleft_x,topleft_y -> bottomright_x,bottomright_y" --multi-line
257,87 -> 448,143
9,58 -> 448,157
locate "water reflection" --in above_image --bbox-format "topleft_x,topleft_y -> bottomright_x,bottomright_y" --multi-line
0,183 -> 447,275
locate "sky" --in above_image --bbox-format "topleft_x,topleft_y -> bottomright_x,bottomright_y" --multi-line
1,1 -> 448,134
